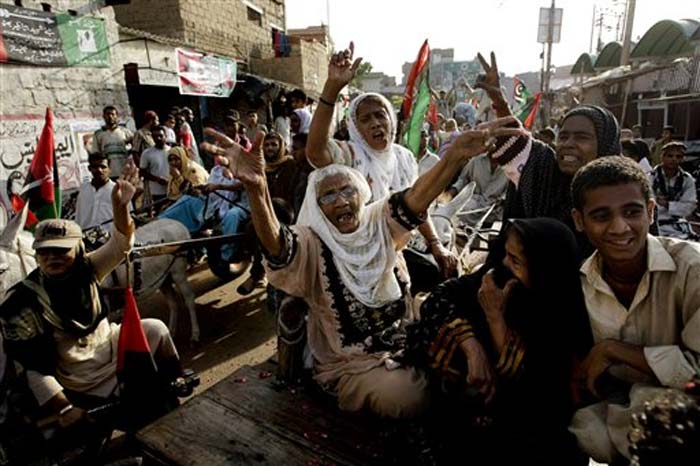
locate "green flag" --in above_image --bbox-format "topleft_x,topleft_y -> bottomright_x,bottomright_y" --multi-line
56,13 -> 110,68
402,40 -> 431,157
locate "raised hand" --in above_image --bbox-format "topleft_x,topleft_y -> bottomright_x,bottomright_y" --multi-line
112,161 -> 138,207
202,128 -> 266,188
327,42 -> 363,93
476,52 -> 510,116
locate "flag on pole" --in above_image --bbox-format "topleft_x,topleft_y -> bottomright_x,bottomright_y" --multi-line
515,92 -> 543,130
426,100 -> 440,151
116,288 -> 156,375
117,287 -> 162,430
513,76 -> 533,106
401,40 -> 432,157
11,107 -> 60,229
512,76 -> 541,129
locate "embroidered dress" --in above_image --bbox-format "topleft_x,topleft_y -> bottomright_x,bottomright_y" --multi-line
264,190 -> 429,418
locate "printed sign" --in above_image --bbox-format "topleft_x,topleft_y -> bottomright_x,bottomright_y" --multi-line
176,48 -> 236,97
0,4 -> 109,67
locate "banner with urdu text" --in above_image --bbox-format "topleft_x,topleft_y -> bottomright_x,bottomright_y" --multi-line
0,3 -> 109,67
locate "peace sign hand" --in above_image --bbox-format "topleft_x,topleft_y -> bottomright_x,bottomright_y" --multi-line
476,52 -> 511,117
327,42 -> 363,93
202,129 -> 266,188
112,160 -> 139,208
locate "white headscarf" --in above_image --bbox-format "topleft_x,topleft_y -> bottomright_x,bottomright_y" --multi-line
293,108 -> 312,134
297,164 -> 402,308
346,93 -> 418,201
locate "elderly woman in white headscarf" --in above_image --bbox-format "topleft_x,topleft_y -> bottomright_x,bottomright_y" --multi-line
204,116 -> 525,418
306,44 -> 459,279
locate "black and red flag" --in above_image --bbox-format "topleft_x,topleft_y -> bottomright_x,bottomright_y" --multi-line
117,287 -> 163,430
11,107 -> 61,229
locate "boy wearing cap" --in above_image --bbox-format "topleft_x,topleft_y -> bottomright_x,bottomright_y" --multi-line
0,166 -> 182,430
650,125 -> 674,166
567,156 -> 700,463
649,141 -> 696,238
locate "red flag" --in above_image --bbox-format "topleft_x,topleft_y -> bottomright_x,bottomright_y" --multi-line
523,92 -> 543,130
402,39 -> 430,119
427,99 -> 439,130
117,287 -> 175,431
14,107 -> 61,227
117,287 -> 155,374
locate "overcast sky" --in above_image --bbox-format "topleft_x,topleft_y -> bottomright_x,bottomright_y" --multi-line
285,0 -> 700,80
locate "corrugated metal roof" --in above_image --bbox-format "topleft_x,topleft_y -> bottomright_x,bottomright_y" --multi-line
631,19 -> 700,59
572,53 -> 597,75
595,42 -> 622,69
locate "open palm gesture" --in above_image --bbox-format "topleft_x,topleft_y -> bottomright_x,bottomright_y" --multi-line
202,129 -> 266,187
327,42 -> 363,92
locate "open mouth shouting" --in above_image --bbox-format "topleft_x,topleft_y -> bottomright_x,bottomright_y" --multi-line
335,209 -> 357,229
371,129 -> 387,145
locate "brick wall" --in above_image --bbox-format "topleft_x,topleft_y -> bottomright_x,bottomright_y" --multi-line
112,0 -> 185,41
250,38 -> 328,96
297,39 -> 327,95
113,0 -> 285,63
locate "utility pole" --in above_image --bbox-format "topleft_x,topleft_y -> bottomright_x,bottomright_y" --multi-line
543,0 -> 555,123
620,0 -> 636,65
589,4 -> 596,54
596,10 -> 604,53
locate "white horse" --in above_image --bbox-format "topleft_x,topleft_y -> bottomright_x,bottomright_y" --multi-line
0,204 -> 36,300
0,204 -> 37,387
407,182 -> 476,261
0,212 -> 201,344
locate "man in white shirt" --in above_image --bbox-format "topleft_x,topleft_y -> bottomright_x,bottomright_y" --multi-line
649,141 -> 697,238
75,153 -> 117,230
569,156 -> 700,463
140,126 -> 170,205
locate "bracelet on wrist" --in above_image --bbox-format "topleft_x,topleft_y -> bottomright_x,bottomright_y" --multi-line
319,96 -> 335,107
59,404 -> 74,416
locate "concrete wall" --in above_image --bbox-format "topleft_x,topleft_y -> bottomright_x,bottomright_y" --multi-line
250,38 -> 328,96
0,0 -> 130,210
113,0 -> 286,63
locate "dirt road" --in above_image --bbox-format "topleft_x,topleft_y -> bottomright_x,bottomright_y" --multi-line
139,265 -> 277,395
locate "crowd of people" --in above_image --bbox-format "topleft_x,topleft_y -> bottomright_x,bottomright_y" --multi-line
1,43 -> 699,465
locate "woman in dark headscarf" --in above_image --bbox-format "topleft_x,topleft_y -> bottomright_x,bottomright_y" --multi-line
504,105 -> 620,219
406,218 -> 592,465
474,52 -> 621,258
